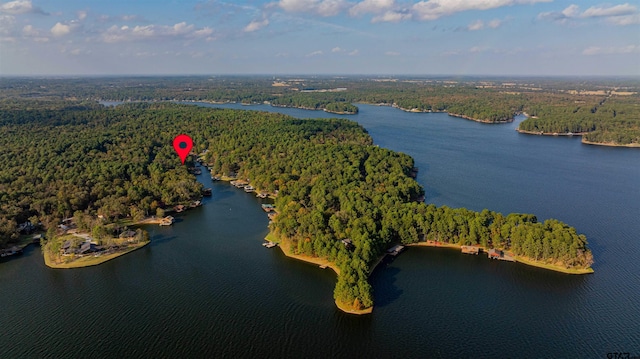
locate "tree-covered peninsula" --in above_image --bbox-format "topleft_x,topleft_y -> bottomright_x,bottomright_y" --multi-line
0,101 -> 593,312
0,100 -> 203,261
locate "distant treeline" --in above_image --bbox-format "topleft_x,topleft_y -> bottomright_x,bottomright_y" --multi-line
1,76 -> 637,145
0,101 -> 592,311
519,95 -> 640,145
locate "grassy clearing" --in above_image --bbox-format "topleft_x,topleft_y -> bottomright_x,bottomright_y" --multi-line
44,241 -> 149,269
514,256 -> 594,274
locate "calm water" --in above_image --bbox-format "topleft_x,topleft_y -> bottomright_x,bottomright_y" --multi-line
1,103 -> 639,358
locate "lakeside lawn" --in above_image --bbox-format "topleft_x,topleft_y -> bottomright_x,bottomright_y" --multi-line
44,240 -> 149,269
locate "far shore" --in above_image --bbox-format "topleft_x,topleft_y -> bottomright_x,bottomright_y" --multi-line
390,105 -> 514,124
515,129 -> 585,137
580,139 -> 640,148
516,129 -> 639,148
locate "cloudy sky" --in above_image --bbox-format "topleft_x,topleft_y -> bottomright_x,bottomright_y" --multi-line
0,0 -> 638,76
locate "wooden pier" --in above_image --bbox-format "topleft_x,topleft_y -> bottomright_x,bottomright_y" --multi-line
386,245 -> 405,256
461,246 -> 481,255
262,241 -> 277,248
487,248 -> 515,262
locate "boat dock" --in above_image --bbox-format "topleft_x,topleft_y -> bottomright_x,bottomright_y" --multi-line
461,246 -> 481,255
262,241 -> 277,248
159,216 -> 175,226
487,248 -> 515,262
0,246 -> 23,258
386,245 -> 405,256
230,180 -> 249,188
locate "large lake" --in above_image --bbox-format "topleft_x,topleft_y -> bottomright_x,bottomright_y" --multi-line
1,103 -> 638,358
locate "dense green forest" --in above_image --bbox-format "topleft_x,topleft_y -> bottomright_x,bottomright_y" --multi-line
0,100 -> 204,244
519,95 -> 640,145
0,100 -> 593,311
1,76 -> 637,145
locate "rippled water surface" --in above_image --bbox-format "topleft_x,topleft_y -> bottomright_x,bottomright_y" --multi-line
1,103 -> 638,358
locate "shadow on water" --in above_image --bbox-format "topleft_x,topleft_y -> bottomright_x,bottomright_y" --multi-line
414,163 -> 442,202
209,186 -> 235,201
370,260 -> 403,308
584,235 -> 606,271
149,235 -> 177,247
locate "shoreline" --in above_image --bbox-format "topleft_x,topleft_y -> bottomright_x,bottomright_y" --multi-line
270,104 -> 357,115
44,240 -> 149,269
40,209 -> 187,270
391,105 -> 513,124
267,232 -> 374,315
274,235 -> 341,276
516,129 -> 639,148
515,129 -> 585,137
407,241 -> 593,275
580,139 -> 640,148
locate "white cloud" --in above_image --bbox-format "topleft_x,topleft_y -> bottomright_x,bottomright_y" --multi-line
348,49 -> 359,55
561,4 -> 580,17
102,22 -> 213,43
466,18 -> 503,31
0,0 -> 47,15
244,18 -> 269,32
412,0 -> 551,21
193,27 -> 215,37
469,46 -> 487,53
0,14 -> 14,35
539,3 -> 639,25
51,21 -> 80,37
371,10 -> 412,22
331,46 -> 343,52
606,13 -> 640,25
20,24 -> 48,42
97,14 -> 144,23
77,10 -> 87,20
487,19 -> 502,28
385,51 -> 400,56
581,3 -> 637,18
349,0 -> 395,16
306,50 -> 323,56
468,19 -> 484,31
277,0 -> 350,16
582,45 -> 639,55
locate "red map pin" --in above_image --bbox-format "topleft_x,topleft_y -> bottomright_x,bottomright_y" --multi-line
173,134 -> 193,164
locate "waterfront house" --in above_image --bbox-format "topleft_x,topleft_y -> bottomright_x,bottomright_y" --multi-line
341,239 -> 354,250
61,240 -> 73,254
119,230 -> 137,238
79,241 -> 91,254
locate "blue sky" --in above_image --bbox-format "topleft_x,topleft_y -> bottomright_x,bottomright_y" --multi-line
0,0 -> 638,76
